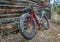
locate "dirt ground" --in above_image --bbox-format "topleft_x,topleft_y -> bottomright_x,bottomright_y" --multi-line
0,22 -> 60,42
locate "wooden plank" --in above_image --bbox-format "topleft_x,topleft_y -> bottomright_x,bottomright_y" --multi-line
0,1 -> 32,6
0,10 -> 25,14
0,8 -> 24,11
0,17 -> 19,23
0,4 -> 27,8
0,0 -> 26,5
0,14 -> 21,16
0,14 -> 21,18
0,1 -> 16,5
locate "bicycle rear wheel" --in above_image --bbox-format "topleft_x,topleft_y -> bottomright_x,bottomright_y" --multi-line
41,15 -> 49,30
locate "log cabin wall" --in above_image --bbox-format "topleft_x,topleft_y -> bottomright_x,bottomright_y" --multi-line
0,0 -> 50,23
0,0 -> 29,23
0,0 -> 39,23
0,0 -> 31,18
30,0 -> 50,2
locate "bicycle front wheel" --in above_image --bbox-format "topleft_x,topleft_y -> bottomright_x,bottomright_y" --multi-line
19,13 -> 36,40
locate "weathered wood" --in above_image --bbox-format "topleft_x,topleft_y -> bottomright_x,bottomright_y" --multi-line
0,0 -> 40,23
0,14 -> 21,16
0,9 -> 25,14
0,0 -> 16,5
0,17 -> 19,24
0,4 -> 27,8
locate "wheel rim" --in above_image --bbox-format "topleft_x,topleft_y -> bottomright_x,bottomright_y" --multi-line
41,17 -> 48,29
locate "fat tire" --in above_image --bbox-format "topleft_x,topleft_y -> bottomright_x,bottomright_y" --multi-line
19,13 -> 36,40
42,15 -> 49,30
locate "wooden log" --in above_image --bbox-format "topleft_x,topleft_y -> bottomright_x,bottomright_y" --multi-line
0,17 -> 19,24
0,4 -> 27,8
0,8 -> 25,14
0,14 -> 21,16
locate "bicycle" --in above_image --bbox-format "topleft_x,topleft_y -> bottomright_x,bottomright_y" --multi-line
19,2 -> 49,40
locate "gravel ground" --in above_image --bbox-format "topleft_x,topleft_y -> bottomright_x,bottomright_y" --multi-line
0,22 -> 60,42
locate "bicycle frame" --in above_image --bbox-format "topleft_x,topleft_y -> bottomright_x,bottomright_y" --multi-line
24,5 -> 47,28
28,10 -> 40,27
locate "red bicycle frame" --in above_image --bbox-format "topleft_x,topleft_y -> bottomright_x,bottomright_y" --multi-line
28,11 -> 40,27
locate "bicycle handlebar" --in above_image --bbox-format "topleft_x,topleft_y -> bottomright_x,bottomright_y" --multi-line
21,3 -> 38,13
18,6 -> 32,13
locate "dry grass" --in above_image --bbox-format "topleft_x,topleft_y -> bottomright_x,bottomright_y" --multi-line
0,22 -> 60,42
